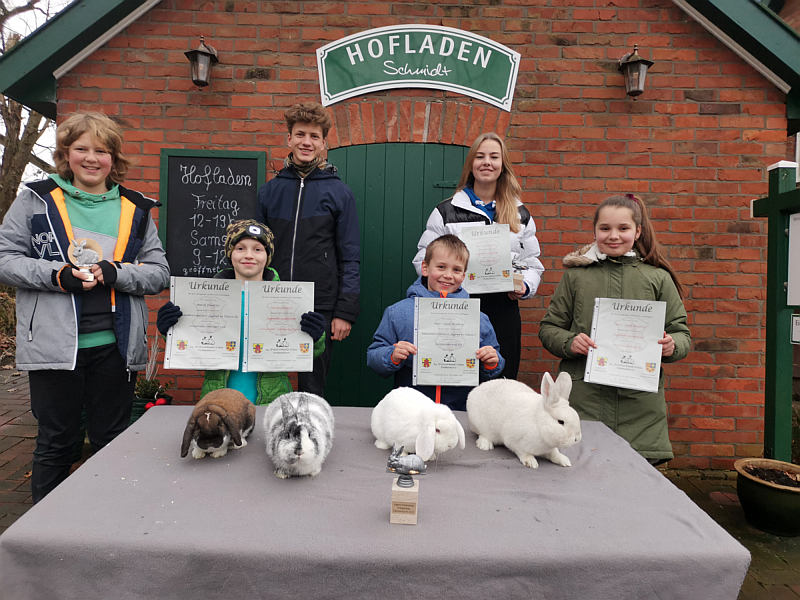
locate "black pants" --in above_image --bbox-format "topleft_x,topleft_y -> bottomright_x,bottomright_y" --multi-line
28,343 -> 136,503
473,292 -> 521,380
297,309 -> 334,396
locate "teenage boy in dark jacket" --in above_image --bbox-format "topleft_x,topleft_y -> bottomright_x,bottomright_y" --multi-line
257,102 -> 360,395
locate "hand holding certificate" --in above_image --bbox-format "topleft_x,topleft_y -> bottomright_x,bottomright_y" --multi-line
584,298 -> 667,393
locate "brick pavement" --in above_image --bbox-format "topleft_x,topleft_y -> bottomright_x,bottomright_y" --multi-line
0,369 -> 798,598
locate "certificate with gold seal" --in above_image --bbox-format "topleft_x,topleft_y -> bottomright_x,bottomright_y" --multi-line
412,297 -> 481,387
243,281 -> 315,372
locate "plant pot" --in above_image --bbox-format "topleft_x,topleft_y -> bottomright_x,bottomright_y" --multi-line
129,393 -> 173,426
734,458 -> 800,537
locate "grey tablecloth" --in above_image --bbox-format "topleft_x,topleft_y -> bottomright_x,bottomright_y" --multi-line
0,406 -> 749,600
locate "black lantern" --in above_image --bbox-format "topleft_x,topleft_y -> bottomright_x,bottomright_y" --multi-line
618,44 -> 653,99
185,36 -> 218,87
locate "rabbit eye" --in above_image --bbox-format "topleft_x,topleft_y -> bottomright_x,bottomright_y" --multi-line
436,428 -> 441,434
558,420 -> 565,425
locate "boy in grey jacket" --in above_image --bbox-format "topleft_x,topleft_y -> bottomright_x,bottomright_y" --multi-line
0,112 -> 169,502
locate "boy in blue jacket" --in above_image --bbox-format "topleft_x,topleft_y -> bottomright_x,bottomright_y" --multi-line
367,234 -> 504,411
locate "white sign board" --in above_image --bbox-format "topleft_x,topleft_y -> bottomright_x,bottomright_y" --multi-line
789,213 -> 800,306
792,315 -> 800,345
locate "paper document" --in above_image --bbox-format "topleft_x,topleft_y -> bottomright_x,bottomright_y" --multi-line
413,297 -> 481,387
584,297 -> 667,393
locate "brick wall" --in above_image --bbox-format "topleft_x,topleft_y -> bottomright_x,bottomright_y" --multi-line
779,0 -> 800,30
56,0 -> 792,469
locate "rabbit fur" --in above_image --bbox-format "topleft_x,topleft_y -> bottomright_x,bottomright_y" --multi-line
371,387 -> 466,461
263,392 -> 334,479
181,389 -> 256,459
466,373 -> 582,468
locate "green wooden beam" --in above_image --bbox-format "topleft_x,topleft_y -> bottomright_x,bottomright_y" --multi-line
682,0 -> 800,90
756,162 -> 800,461
788,90 -> 800,137
0,0 -> 153,118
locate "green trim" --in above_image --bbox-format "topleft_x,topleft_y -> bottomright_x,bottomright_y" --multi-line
683,0 -> 800,90
754,164 -> 800,461
788,90 -> 800,136
157,149 -> 267,250
0,0 -> 152,119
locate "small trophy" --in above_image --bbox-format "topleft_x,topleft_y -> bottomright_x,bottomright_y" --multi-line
512,258 -> 528,294
68,238 -> 102,282
387,445 -> 426,525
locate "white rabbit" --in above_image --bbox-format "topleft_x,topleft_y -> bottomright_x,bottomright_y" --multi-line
466,373 -> 582,468
371,387 -> 465,461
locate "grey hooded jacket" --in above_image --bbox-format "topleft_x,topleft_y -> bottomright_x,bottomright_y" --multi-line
0,179 -> 169,371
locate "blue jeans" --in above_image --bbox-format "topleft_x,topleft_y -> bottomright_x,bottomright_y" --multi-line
28,343 -> 136,503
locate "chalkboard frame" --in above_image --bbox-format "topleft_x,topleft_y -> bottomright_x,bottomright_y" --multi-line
158,148 -> 267,275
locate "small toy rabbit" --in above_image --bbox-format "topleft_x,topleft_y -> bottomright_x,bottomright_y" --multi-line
263,392 -> 334,478
466,373 -> 582,468
70,239 -> 99,266
180,389 -> 256,459
371,387 -> 465,462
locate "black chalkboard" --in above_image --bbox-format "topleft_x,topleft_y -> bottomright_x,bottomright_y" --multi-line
158,150 -> 266,277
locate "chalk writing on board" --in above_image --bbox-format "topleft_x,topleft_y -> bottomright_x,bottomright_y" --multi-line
162,152 -> 263,278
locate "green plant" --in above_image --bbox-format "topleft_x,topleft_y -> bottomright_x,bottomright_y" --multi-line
135,376 -> 170,400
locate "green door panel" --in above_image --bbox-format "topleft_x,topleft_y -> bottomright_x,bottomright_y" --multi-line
324,143 -> 469,407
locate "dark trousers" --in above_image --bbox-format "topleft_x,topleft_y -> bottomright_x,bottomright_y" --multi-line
473,292 -> 521,381
297,309 -> 334,396
28,343 -> 136,503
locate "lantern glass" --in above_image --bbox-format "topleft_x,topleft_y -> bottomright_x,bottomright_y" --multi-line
190,54 -> 212,87
624,62 -> 649,96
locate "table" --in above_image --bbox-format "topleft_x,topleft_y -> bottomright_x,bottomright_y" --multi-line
0,406 -> 750,600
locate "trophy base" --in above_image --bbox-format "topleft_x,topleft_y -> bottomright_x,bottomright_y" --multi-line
79,268 -> 94,282
390,477 -> 419,525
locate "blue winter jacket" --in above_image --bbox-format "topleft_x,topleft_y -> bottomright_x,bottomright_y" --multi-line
366,277 -> 505,411
257,164 -> 360,324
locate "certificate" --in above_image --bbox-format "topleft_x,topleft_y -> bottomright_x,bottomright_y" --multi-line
459,224 -> 514,294
584,298 -> 667,393
164,277 -> 241,371
412,297 -> 481,387
243,281 -> 315,372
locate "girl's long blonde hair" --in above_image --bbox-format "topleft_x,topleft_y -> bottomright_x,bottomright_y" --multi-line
594,194 -> 685,298
456,132 -> 522,233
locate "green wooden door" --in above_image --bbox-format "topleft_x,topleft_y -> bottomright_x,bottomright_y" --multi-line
324,143 -> 469,407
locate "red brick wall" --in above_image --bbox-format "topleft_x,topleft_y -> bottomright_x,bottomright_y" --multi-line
56,0 -> 791,469
780,0 -> 800,30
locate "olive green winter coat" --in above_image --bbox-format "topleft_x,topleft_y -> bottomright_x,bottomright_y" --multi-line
539,244 -> 691,462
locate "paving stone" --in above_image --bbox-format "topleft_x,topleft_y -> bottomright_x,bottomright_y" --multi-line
762,583 -> 800,599
0,423 -> 37,438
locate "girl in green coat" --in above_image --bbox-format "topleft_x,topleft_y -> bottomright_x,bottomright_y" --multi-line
539,195 -> 690,465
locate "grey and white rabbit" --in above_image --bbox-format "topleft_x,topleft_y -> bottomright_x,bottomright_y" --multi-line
263,392 -> 334,478
466,373 -> 582,468
181,389 -> 256,459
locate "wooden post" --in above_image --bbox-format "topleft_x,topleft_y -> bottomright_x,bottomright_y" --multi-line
752,161 -> 800,461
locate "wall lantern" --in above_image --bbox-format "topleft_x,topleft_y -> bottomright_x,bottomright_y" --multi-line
618,44 -> 653,99
185,36 -> 218,87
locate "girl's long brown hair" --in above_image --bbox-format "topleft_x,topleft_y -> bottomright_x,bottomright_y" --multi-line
456,132 -> 522,233
594,194 -> 684,297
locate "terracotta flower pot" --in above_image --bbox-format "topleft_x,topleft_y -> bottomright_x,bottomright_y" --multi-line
734,458 -> 800,537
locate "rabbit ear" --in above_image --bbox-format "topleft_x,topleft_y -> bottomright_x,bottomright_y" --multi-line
390,445 -> 402,459
297,394 -> 310,420
416,422 -> 435,460
540,372 -> 556,406
71,239 -> 78,247
280,396 -> 296,426
554,372 -> 572,404
180,417 -> 198,458
221,413 -> 242,447
456,419 -> 466,449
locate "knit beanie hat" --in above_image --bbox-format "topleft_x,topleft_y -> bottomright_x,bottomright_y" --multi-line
224,219 -> 275,265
